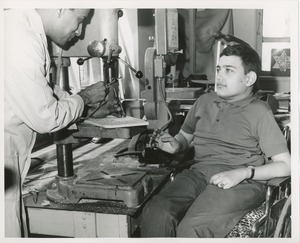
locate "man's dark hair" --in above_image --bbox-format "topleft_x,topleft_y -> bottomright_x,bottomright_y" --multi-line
220,44 -> 261,77
220,44 -> 261,93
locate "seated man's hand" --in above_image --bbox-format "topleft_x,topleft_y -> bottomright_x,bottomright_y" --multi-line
156,132 -> 181,154
209,168 -> 249,189
78,81 -> 107,105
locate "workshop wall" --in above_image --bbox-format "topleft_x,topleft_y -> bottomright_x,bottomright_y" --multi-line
232,9 -> 290,93
232,9 -> 257,49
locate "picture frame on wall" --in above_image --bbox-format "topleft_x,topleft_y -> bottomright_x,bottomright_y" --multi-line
270,48 -> 291,77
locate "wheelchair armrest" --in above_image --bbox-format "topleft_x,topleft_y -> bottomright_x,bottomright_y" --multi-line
251,176 -> 291,237
266,176 -> 291,187
265,176 -> 291,205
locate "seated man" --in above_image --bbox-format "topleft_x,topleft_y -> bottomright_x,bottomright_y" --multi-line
140,44 -> 291,238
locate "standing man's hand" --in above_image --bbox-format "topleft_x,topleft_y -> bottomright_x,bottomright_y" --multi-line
78,81 -> 107,105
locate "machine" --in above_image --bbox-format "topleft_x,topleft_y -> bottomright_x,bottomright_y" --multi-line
45,9 -> 151,208
22,9 -> 198,237
41,8 -> 207,209
22,9 -> 173,237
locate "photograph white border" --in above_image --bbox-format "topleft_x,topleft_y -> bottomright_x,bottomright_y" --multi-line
0,1 -> 299,243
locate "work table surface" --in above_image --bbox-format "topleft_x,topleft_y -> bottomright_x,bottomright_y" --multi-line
23,138 -> 171,216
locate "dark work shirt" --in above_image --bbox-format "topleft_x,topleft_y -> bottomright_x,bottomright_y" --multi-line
181,92 -> 288,166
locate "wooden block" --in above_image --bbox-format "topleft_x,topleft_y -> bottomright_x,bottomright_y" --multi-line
165,87 -> 203,99
73,123 -> 146,139
84,116 -> 149,128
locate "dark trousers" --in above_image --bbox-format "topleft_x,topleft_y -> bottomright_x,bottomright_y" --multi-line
140,165 -> 266,237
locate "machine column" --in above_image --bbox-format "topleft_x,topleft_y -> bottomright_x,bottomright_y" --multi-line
51,57 -> 74,178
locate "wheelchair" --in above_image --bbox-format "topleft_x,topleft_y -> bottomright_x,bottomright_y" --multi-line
227,175 -> 291,237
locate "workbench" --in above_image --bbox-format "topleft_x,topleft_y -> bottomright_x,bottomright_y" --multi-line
23,138 -> 171,237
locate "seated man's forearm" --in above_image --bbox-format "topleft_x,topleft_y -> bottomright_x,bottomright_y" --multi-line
251,152 -> 291,180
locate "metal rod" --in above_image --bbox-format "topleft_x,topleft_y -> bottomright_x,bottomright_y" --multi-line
189,9 -> 196,75
118,57 -> 143,78
118,57 -> 138,73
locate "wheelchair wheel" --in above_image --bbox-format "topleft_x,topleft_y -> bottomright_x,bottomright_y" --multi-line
274,195 -> 291,237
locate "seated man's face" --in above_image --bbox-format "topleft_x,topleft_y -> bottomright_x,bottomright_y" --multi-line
216,55 -> 252,102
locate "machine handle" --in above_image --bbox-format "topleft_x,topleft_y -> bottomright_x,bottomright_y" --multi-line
77,57 -> 93,65
118,57 -> 144,79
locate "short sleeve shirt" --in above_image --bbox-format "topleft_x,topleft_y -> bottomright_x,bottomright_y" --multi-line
181,92 -> 288,166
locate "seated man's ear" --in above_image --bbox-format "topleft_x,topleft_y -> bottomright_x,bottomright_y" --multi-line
246,71 -> 257,87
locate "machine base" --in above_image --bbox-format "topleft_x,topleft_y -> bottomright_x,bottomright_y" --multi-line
46,169 -> 153,208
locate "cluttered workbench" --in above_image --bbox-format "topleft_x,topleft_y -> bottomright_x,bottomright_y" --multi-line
23,138 -> 171,237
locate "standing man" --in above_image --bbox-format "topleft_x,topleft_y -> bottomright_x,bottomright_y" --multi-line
4,9 -> 106,237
